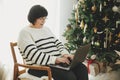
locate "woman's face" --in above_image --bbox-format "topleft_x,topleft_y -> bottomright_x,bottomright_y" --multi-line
34,17 -> 47,28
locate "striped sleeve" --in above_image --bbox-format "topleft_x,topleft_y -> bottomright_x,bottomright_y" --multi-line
54,38 -> 69,55
17,30 -> 57,65
46,27 -> 69,55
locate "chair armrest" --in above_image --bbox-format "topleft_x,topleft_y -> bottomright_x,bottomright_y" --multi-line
16,63 -> 52,80
17,63 -> 51,70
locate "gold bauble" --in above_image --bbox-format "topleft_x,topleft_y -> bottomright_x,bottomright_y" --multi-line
80,20 -> 85,29
66,24 -> 72,31
93,27 -> 97,33
91,4 -> 97,12
79,0 -> 84,3
118,32 -> 120,38
115,40 -> 119,44
95,41 -> 100,46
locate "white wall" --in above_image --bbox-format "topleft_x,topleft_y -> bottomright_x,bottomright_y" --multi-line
59,0 -> 77,43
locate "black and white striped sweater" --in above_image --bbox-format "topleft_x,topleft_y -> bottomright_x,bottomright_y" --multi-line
17,26 -> 69,66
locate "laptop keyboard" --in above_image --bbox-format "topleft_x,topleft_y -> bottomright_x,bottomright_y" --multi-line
58,57 -> 72,67
58,63 -> 70,67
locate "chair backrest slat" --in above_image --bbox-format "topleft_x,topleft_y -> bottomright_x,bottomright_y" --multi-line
10,42 -> 17,64
10,42 -> 19,80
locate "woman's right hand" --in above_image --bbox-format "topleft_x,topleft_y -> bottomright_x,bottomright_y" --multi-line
55,57 -> 70,64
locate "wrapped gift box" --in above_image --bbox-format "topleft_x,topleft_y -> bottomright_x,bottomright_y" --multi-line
83,60 -> 106,76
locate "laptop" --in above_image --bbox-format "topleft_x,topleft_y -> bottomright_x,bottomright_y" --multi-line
49,43 -> 91,70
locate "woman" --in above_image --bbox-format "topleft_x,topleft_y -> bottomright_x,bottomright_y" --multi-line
17,5 -> 88,80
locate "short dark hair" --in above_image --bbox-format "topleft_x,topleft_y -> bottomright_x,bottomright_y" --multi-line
28,5 -> 48,24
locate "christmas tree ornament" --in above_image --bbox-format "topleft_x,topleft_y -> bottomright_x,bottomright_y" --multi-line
75,8 -> 79,25
75,3 -> 78,10
83,24 -> 87,33
75,10 -> 78,19
91,4 -> 97,13
66,24 -> 72,31
97,31 -> 103,34
91,55 -> 96,60
100,3 -> 102,12
112,5 -> 119,12
114,50 -> 120,56
73,4 -> 76,10
93,27 -> 97,33
82,4 -> 86,11
91,41 -> 94,45
104,1 -> 107,6
83,8 -> 86,11
79,0 -> 84,3
104,41 -> 107,48
115,40 -> 119,44
80,20 -> 85,29
108,32 -> 112,44
83,36 -> 87,43
118,32 -> 120,38
116,21 -> 120,28
104,28 -> 109,48
102,16 -> 110,23
95,41 -> 100,46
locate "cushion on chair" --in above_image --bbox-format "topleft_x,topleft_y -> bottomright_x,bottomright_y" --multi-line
18,72 -> 54,80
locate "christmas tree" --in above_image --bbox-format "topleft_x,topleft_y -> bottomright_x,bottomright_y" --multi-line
63,0 -> 120,65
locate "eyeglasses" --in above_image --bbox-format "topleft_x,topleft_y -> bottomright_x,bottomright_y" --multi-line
39,17 -> 47,21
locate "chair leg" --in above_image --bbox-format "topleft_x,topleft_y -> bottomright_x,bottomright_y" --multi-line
13,65 -> 18,80
48,69 -> 52,80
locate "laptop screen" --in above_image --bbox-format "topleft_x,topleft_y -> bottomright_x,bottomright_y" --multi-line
70,43 -> 91,69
